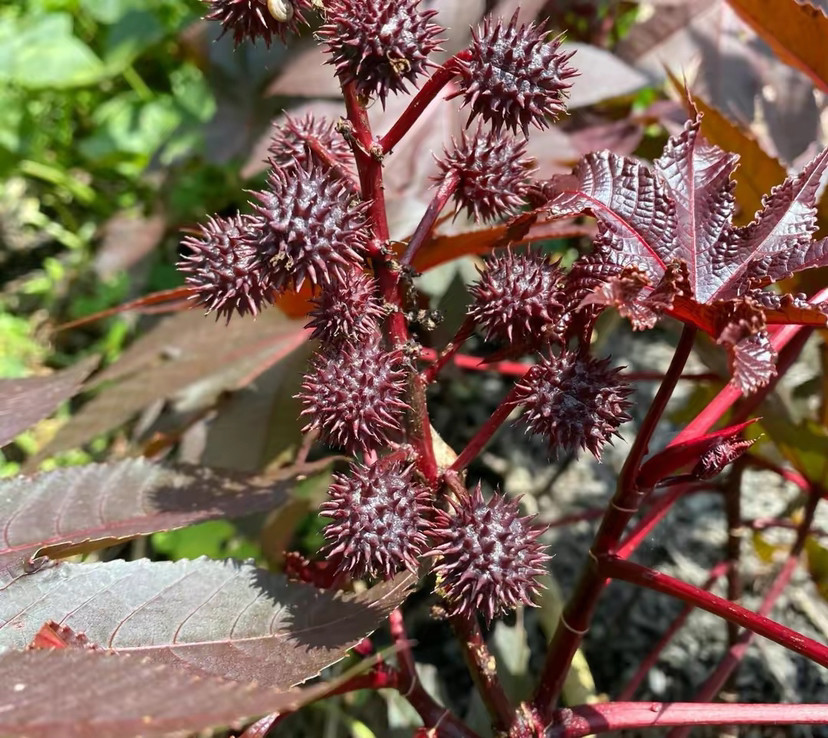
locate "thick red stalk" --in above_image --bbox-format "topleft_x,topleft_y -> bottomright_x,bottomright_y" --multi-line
616,562 -> 730,701
545,701 -> 828,736
450,613 -> 514,731
601,555 -> 828,667
379,53 -> 470,155
341,81 -> 439,485
390,608 -> 480,738
531,325 -> 697,718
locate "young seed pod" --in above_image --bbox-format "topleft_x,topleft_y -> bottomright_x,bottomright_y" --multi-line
318,0 -> 443,106
267,114 -> 354,177
468,250 -> 566,348
436,125 -> 535,223
513,350 -> 633,460
451,11 -> 577,135
177,214 -> 274,323
298,333 -> 409,453
321,456 -> 431,580
251,162 -> 371,291
204,0 -> 310,47
430,484 -> 549,622
306,269 -> 384,346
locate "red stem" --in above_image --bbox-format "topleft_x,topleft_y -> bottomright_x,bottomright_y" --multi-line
615,562 -> 730,701
379,53 -> 469,155
341,81 -> 439,486
674,283 -> 828,445
420,349 -> 717,383
401,170 -> 460,266
421,318 -> 477,384
667,482 -> 825,738
616,484 -> 688,560
545,701 -> 828,737
450,613 -> 514,731
390,608 -> 480,738
745,453 -> 810,492
448,384 -> 522,472
600,555 -> 828,668
531,325 -> 697,718
723,460 -> 745,646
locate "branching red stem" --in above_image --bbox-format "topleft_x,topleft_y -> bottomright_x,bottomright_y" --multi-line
615,562 -> 730,701
341,81 -> 439,485
545,701 -> 828,736
450,613 -> 513,731
600,555 -> 828,668
531,325 -> 697,718
379,53 -> 470,155
402,170 -> 460,266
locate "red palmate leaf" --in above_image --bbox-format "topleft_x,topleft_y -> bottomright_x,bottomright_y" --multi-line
0,458 -> 331,577
0,558 -> 414,688
545,110 -> 828,392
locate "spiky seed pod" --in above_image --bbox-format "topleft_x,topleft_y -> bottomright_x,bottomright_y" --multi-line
468,250 -> 566,347
436,125 -> 534,223
298,334 -> 409,452
451,12 -> 577,135
318,0 -> 443,106
251,163 -> 370,290
204,0 -> 309,47
268,114 -> 354,176
693,437 -> 756,480
513,350 -> 633,460
306,269 -> 384,345
177,214 -> 273,322
430,484 -> 549,622
321,457 -> 431,580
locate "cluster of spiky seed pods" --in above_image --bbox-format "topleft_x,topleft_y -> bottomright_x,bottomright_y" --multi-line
181,0 -> 632,622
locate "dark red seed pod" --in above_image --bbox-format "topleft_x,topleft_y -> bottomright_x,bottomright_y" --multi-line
451,12 -> 577,135
513,350 -> 633,460
177,213 -> 274,322
318,0 -> 443,106
203,0 -> 310,47
468,250 -> 566,347
436,125 -> 535,223
251,163 -> 370,290
321,456 -> 431,580
298,334 -> 409,452
306,269 -> 384,346
429,484 -> 549,622
267,114 -> 354,176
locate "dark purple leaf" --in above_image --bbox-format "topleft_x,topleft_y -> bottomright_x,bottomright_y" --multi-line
0,648 -> 349,738
32,310 -> 308,464
547,151 -> 676,281
544,110 -> 828,392
0,357 -> 99,448
0,458 -> 330,576
653,116 -> 739,302
0,558 -> 414,688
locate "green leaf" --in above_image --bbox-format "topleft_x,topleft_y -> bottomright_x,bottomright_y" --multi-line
0,13 -> 106,89
102,9 -> 165,73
